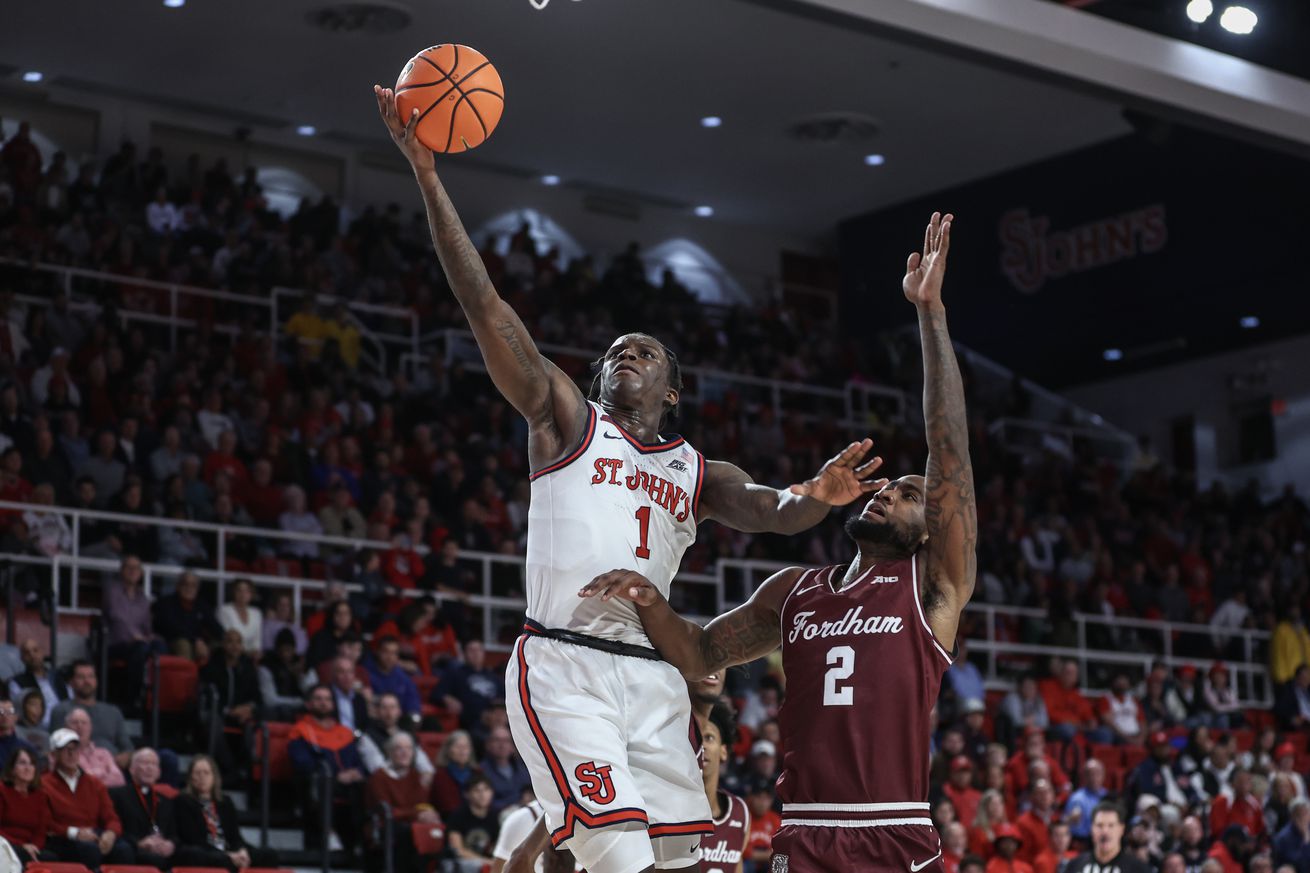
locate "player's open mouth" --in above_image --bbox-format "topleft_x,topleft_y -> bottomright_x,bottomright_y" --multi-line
864,505 -> 887,519
614,364 -> 640,376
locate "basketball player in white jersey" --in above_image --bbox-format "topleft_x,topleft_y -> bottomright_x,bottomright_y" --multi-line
375,88 -> 887,873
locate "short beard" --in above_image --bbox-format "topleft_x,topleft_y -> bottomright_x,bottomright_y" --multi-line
844,515 -> 918,556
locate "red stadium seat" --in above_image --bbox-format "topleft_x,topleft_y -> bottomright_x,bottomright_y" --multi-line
414,674 -> 439,698
1290,734 -> 1310,755
104,867 -> 171,873
1089,744 -> 1121,767
172,868 -> 232,873
1246,710 -> 1275,731
146,655 -> 199,713
1121,746 -> 1148,770
28,865 -> 94,873
418,731 -> 449,762
243,869 -> 297,873
1232,728 -> 1255,751
252,721 -> 296,783
485,650 -> 510,671
411,821 -> 447,855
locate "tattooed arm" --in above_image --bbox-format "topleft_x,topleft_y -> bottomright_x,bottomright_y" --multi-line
579,567 -> 803,678
903,212 -> 976,649
374,86 -> 586,468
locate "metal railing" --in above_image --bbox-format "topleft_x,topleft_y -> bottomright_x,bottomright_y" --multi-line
0,543 -> 1276,708
412,328 -> 909,430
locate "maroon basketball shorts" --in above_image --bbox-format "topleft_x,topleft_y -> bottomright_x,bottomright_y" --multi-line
771,822 -> 944,873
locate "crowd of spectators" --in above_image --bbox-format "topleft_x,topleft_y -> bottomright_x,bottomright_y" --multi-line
3,120 -> 1310,873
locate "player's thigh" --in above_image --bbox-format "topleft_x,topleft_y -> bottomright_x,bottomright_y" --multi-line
506,637 -> 655,869
772,823 -> 943,873
624,658 -> 712,870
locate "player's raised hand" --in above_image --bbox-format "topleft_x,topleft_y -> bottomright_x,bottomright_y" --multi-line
903,211 -> 953,308
373,84 -> 435,173
788,439 -> 888,505
579,570 -> 661,606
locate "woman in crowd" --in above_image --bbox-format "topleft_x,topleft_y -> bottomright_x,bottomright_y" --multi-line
429,730 -> 478,816
365,732 -> 442,873
0,746 -> 55,866
218,577 -> 263,657
969,788 -> 1009,860
174,754 -> 279,871
306,599 -> 357,669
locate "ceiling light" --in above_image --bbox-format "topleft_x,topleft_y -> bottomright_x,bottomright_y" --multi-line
1240,315 -> 1260,329
864,154 -> 886,167
694,206 -> 714,218
1185,0 -> 1214,23
163,0 -> 185,7
21,71 -> 43,83
700,116 -> 722,129
540,174 -> 561,186
1103,348 -> 1123,362
296,125 -> 317,136
1219,5 -> 1257,33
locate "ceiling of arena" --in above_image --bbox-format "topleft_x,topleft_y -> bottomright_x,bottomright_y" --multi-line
1,0 -> 1134,239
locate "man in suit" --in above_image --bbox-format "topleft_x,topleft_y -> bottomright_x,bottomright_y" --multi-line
328,656 -> 370,733
7,638 -> 70,725
110,747 -> 178,868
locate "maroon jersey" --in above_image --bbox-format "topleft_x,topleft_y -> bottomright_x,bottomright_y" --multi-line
700,790 -> 750,873
776,557 -> 952,826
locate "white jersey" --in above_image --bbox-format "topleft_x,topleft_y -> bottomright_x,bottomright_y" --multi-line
525,401 -> 704,645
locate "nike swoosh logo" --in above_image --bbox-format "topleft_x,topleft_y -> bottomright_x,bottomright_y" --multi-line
910,852 -> 942,872
603,432 -> 623,439
793,584 -> 822,597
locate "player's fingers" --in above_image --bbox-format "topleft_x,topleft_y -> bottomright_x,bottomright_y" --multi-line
906,252 -> 921,273
854,456 -> 884,478
859,477 -> 890,493
940,218 -> 952,256
403,107 -> 420,141
923,217 -> 933,259
788,482 -> 813,497
837,438 -> 872,466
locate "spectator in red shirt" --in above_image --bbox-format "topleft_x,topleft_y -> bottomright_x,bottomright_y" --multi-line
1211,768 -> 1267,842
1030,820 -> 1076,873
1005,728 -> 1071,801
42,728 -> 132,867
202,429 -> 248,489
0,746 -> 55,865
987,823 -> 1033,873
242,458 -> 284,526
1208,824 -> 1254,873
946,755 -> 983,828
942,821 -> 969,873
1013,778 -> 1057,865
744,779 -> 780,872
1040,660 -> 1109,743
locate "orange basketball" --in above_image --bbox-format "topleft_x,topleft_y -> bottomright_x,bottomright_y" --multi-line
395,45 -> 505,154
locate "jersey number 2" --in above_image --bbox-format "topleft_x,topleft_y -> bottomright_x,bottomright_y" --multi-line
824,645 -> 855,706
634,506 -> 651,559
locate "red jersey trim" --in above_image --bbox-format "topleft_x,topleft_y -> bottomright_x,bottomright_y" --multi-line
513,636 -> 654,847
529,404 -> 597,482
648,819 -> 715,837
691,451 -> 706,521
910,555 -> 955,665
598,414 -> 686,454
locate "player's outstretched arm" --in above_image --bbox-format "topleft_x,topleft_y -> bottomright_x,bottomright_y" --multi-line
579,567 -> 801,678
698,441 -> 887,534
904,212 -> 976,647
374,86 -> 586,464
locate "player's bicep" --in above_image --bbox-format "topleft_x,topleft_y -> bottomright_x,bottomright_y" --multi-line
698,461 -> 778,533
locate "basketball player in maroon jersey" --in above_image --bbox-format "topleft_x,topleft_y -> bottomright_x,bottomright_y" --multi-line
582,211 -> 974,873
699,701 -> 750,873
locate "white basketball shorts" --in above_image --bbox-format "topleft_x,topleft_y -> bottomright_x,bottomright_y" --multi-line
506,629 -> 712,873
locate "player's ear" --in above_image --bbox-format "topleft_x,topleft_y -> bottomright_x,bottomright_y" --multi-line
665,384 -> 680,411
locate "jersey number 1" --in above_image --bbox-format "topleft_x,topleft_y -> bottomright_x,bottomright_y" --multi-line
824,645 -> 855,706
634,506 -> 652,560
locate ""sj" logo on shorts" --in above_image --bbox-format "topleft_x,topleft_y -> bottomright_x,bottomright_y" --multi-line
574,761 -> 617,805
